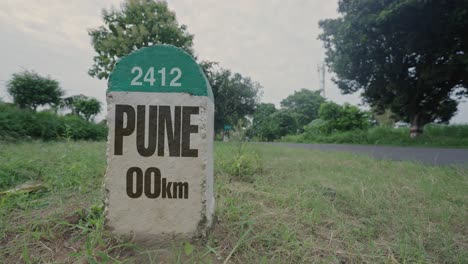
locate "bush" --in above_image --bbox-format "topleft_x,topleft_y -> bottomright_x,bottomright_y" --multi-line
286,124 -> 468,147
303,118 -> 329,136
61,115 -> 107,141
0,103 -> 107,141
318,102 -> 370,133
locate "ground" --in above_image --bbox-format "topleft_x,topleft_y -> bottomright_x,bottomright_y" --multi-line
0,141 -> 467,263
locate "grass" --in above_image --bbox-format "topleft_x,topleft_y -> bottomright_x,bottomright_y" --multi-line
0,141 -> 467,263
282,124 -> 468,148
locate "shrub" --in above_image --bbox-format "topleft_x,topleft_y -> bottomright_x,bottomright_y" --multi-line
0,103 -> 107,141
61,115 -> 107,141
285,124 -> 468,147
304,118 -> 329,136
318,102 -> 370,133
216,125 -> 263,182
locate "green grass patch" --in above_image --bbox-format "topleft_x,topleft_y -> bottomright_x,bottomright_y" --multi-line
282,124 -> 468,148
0,141 -> 467,263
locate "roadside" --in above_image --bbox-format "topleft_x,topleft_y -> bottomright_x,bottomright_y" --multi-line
280,125 -> 468,149
267,142 -> 468,166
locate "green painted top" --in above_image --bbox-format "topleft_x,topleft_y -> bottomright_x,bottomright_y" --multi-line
108,45 -> 213,100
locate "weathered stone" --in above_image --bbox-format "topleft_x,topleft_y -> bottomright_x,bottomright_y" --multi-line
105,45 -> 214,245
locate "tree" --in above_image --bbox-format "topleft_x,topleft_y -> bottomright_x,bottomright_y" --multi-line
252,103 -> 278,141
269,110 -> 300,138
7,71 -> 63,111
319,0 -> 468,137
318,102 -> 369,133
64,95 -> 102,121
201,62 -> 262,133
251,106 -> 300,141
280,89 -> 325,130
88,0 -> 194,79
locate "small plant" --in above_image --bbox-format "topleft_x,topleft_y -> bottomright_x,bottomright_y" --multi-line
61,124 -> 73,141
217,121 -> 263,182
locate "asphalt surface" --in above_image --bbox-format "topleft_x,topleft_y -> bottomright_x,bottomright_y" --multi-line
267,143 -> 468,166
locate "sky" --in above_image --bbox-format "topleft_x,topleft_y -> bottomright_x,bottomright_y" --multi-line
0,0 -> 466,123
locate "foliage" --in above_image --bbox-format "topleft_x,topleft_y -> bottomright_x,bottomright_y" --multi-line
6,71 -> 64,111
200,62 -> 262,133
251,89 -> 324,141
88,0 -> 194,79
284,124 -> 468,148
303,118 -> 329,136
280,89 -> 325,129
372,108 -> 396,127
317,102 -> 370,133
217,126 -> 263,182
64,95 -> 102,121
319,0 -> 468,136
251,105 -> 300,142
251,103 -> 277,141
269,110 -> 300,138
0,103 -> 106,141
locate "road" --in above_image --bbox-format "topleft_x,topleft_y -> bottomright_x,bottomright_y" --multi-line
267,143 -> 468,166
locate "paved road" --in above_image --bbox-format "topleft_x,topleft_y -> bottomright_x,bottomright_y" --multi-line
267,143 -> 468,166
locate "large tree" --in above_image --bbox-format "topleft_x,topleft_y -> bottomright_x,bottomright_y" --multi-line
88,0 -> 194,79
7,71 -> 63,111
201,62 -> 262,133
280,89 -> 325,130
319,0 -> 468,137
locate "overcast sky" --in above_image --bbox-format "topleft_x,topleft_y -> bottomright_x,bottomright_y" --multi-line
0,0 -> 466,123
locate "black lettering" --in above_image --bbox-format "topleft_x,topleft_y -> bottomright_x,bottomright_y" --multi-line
182,106 -> 199,157
115,105 -> 135,155
157,106 -> 181,157
126,167 -> 143,198
162,178 -> 172,199
173,182 -> 189,199
126,167 -> 189,199
144,167 -> 161,198
136,105 -> 157,157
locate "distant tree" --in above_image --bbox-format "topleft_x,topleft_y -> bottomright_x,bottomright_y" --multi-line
280,89 -> 325,130
64,95 -> 102,121
319,0 -> 468,137
251,108 -> 300,141
201,62 -> 262,133
88,0 -> 194,79
7,71 -> 63,111
318,102 -> 369,133
269,110 -> 300,138
318,102 -> 341,123
252,103 -> 278,141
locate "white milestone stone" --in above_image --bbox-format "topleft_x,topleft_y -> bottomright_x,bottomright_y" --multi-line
105,92 -> 215,245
